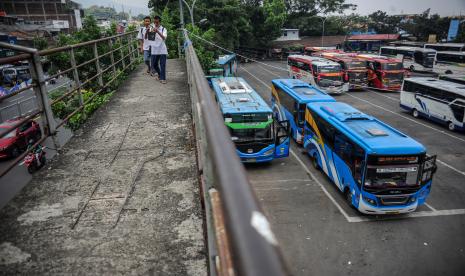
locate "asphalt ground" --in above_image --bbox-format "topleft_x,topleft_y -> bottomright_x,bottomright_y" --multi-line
238,61 -> 465,276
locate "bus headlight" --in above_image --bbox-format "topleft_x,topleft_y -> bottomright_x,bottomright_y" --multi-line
264,148 -> 275,156
363,196 -> 377,206
409,197 -> 416,203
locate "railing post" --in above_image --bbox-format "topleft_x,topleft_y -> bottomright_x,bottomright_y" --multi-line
128,34 -> 135,65
29,51 -> 59,147
93,42 -> 104,87
108,39 -> 117,78
119,36 -> 126,70
69,48 -> 85,114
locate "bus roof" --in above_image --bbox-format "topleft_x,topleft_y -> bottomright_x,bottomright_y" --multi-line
356,54 -> 402,63
307,102 -> 426,155
438,74 -> 465,85
272,79 -> 336,103
436,51 -> 465,56
424,43 -> 465,47
381,46 -> 436,53
217,54 -> 236,65
405,77 -> 465,96
288,55 -> 340,66
211,77 -> 272,114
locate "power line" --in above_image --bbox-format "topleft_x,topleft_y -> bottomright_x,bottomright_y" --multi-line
184,28 -> 288,72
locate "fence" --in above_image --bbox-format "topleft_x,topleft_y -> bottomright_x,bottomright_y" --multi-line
0,31 -> 140,177
183,30 -> 290,276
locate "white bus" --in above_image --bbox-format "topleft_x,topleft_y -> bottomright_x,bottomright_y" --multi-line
400,77 -> 465,131
287,55 -> 349,94
424,43 -> 465,52
379,46 -> 436,72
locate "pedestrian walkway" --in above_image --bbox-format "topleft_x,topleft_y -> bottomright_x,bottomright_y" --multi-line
0,60 -> 206,275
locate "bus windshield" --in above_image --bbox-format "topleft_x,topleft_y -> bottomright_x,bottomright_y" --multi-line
226,112 -> 273,142
346,61 -> 367,70
381,62 -> 403,71
364,155 -> 421,189
318,65 -> 341,73
229,124 -> 272,142
365,166 -> 419,188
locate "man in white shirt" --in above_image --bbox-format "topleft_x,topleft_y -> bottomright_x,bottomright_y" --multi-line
137,16 -> 154,74
150,15 -> 168,84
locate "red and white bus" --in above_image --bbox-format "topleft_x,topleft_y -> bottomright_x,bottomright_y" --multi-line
356,54 -> 406,91
313,52 -> 369,90
287,55 -> 349,94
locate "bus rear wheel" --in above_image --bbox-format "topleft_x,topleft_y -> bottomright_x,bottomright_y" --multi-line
448,121 -> 456,131
409,65 -> 415,72
412,109 -> 419,118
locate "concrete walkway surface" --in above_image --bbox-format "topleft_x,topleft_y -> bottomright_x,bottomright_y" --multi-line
0,60 -> 206,275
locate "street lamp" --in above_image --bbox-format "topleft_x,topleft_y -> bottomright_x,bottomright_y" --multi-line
181,0 -> 198,27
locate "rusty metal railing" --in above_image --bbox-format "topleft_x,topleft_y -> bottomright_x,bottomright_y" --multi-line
183,30 -> 289,276
0,31 -> 140,178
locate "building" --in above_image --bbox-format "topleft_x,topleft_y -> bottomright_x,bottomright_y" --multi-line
275,29 -> 300,41
0,0 -> 83,31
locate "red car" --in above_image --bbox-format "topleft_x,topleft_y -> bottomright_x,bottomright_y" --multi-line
0,118 -> 41,159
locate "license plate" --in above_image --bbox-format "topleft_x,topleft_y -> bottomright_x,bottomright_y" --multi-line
247,158 -> 256,162
385,211 -> 399,215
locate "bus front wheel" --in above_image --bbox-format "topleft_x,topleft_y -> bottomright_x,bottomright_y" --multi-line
412,109 -> 419,118
448,121 -> 456,131
345,189 -> 354,208
312,154 -> 319,170
409,65 -> 415,72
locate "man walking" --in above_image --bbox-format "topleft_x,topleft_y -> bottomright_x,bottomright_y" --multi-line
137,16 -> 154,74
150,15 -> 168,84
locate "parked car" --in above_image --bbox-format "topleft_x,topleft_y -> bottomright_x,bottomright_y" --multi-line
0,118 -> 41,159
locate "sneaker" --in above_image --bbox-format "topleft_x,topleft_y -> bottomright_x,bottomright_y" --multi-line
161,80 -> 167,84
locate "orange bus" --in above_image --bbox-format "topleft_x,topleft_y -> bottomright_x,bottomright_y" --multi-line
356,54 -> 406,91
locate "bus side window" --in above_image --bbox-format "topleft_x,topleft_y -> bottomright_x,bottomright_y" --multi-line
353,145 -> 365,187
311,64 -> 318,76
313,114 -> 335,148
334,131 -> 354,168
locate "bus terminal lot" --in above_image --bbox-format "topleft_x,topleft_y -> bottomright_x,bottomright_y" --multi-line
238,61 -> 465,276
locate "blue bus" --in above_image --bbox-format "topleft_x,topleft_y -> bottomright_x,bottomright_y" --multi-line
271,79 -> 336,145
304,102 -> 437,214
206,54 -> 237,84
211,77 -> 291,163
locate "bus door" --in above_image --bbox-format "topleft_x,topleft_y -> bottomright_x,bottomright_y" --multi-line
274,120 -> 291,158
419,155 -> 437,203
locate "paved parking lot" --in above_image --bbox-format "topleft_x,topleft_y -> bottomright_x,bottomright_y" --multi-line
238,61 -> 465,276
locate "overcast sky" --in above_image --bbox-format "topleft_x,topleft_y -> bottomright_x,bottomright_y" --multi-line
346,0 -> 465,16
77,0 -> 465,17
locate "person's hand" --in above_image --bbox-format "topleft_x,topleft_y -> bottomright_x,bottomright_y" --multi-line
139,47 -> 143,54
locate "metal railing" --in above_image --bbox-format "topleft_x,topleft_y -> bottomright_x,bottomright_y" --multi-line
0,31 -> 140,177
183,30 -> 289,276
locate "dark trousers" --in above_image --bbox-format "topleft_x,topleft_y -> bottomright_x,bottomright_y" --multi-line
151,54 -> 167,80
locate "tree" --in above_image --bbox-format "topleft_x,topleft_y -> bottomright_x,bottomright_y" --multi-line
367,10 -> 401,34
33,37 -> 48,50
285,0 -> 356,36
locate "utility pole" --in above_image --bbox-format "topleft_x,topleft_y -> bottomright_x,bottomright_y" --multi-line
321,17 -> 327,47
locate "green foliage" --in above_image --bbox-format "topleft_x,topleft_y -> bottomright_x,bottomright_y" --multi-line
47,15 -> 142,130
33,37 -> 48,50
187,24 -> 217,70
161,7 -> 179,59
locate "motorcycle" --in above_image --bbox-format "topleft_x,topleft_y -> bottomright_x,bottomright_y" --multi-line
21,150 -> 46,174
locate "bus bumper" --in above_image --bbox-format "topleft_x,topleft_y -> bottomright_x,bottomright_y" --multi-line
357,194 -> 418,215
237,145 -> 275,163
